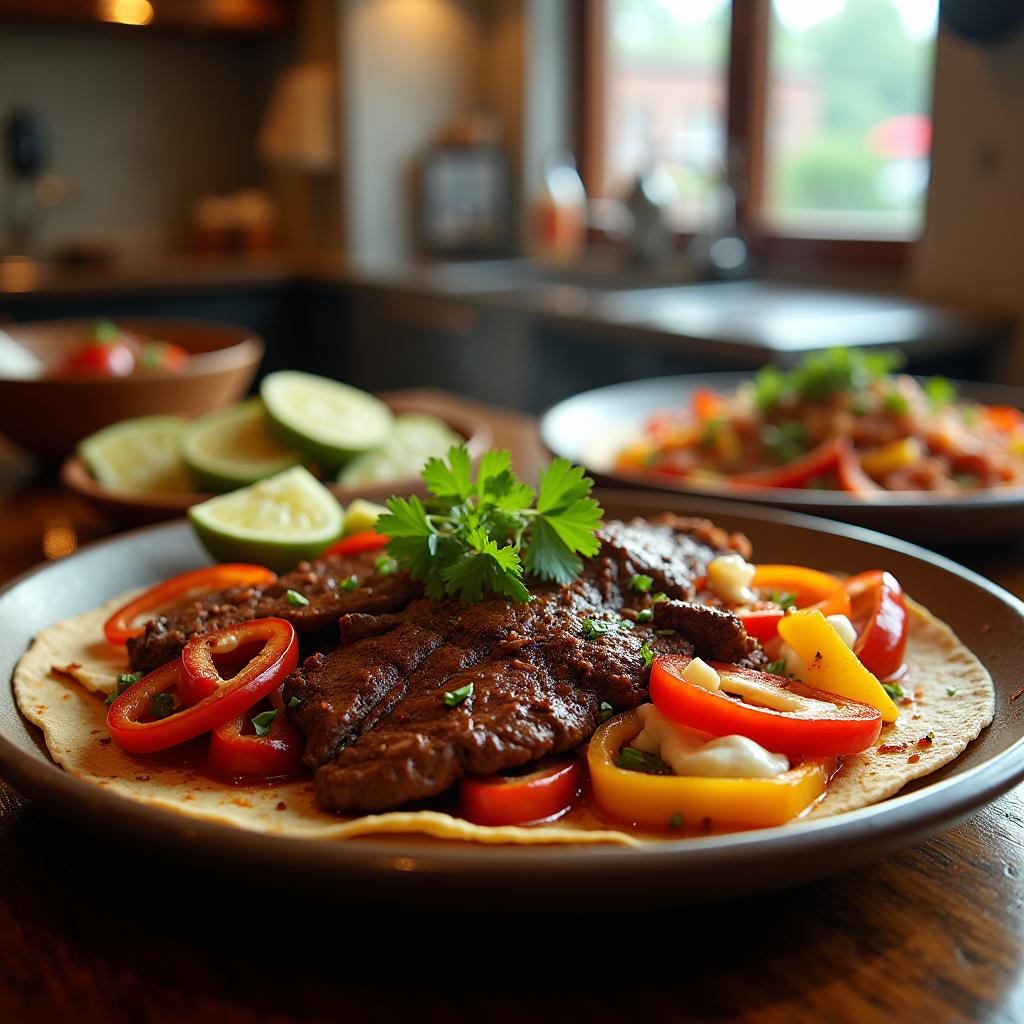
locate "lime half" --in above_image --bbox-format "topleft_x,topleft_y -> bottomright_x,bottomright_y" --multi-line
337,413 -> 461,487
78,416 -> 193,494
181,398 -> 299,492
261,371 -> 393,471
188,466 -> 344,572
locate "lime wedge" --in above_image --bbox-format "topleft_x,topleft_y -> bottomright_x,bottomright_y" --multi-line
261,371 -> 393,471
342,498 -> 388,535
78,416 -> 193,494
188,466 -> 344,572
337,413 -> 461,487
181,398 -> 299,492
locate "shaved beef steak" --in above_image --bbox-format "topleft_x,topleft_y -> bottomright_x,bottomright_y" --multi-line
126,550 -> 421,675
285,514 -> 756,813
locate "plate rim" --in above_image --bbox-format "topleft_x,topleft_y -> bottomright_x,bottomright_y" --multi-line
1,499 -> 1023,887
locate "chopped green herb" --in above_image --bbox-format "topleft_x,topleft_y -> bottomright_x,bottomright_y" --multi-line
882,682 -> 905,701
287,695 -> 301,709
760,420 -> 808,465
700,418 -> 722,449
106,671 -> 142,706
375,554 -> 398,576
946,687 -> 957,697
340,575 -> 360,592
149,693 -> 176,720
961,405 -> 980,426
953,473 -> 981,490
883,391 -> 910,415
630,574 -> 654,593
651,592 -> 669,604
285,588 -> 309,607
92,319 -> 120,344
636,608 -> 654,623
927,731 -> 935,741
251,709 -> 277,736
766,658 -> 788,676
656,628 -> 676,637
924,375 -> 957,409
639,641 -> 655,670
753,365 -> 787,412
377,447 -> 603,603
755,349 -> 903,411
580,617 -> 633,639
767,590 -> 797,609
669,812 -> 683,830
614,746 -> 672,775
444,682 -> 474,707
600,701 -> 614,722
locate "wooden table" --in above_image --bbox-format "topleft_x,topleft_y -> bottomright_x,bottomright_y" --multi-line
1,392 -> 1021,1024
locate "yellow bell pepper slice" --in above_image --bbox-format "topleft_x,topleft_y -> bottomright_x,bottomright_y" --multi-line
777,609 -> 900,723
859,437 -> 922,477
587,711 -> 831,830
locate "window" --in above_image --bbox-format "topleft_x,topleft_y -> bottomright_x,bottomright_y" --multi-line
584,0 -> 939,260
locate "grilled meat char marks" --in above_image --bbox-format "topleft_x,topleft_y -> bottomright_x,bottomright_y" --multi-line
126,550 -> 421,675
287,514 -> 755,813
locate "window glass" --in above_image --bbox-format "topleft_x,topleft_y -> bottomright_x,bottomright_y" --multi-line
603,0 -> 732,227
763,0 -> 938,237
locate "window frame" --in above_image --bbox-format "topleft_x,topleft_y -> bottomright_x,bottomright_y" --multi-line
577,0 -> 916,272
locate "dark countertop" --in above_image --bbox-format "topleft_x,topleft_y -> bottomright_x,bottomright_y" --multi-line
1,252 -> 1014,369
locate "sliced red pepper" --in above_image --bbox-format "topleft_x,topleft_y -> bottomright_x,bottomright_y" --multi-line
460,757 -> 583,826
208,689 -> 304,781
649,655 -> 882,757
725,437 -> 841,490
846,570 -> 908,680
734,565 -> 851,643
107,618 -> 298,754
320,530 -> 390,558
104,564 -> 277,646
736,608 -> 786,642
836,437 -> 882,494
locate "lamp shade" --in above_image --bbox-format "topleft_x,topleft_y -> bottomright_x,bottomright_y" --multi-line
257,61 -> 338,172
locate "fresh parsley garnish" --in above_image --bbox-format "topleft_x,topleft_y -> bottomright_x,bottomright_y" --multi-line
639,641 -> 654,670
106,671 -> 142,706
882,682 -> 905,701
149,693 -> 176,720
766,658 -> 788,676
286,589 -> 309,607
883,391 -> 910,415
946,687 -> 957,697
650,592 -> 669,604
377,447 -> 603,604
636,608 -> 654,623
600,701 -> 614,722
614,746 -> 672,775
581,617 -> 633,639
754,349 -> 904,409
375,555 -> 398,576
630,574 -> 654,593
444,682 -> 474,707
287,695 -> 301,709
925,375 -> 956,409
340,575 -> 360,592
252,709 -> 277,736
767,591 -> 797,609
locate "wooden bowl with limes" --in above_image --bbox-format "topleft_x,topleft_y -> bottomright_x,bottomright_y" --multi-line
61,392 -> 493,528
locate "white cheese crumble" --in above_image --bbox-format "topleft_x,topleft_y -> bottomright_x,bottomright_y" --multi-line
631,704 -> 790,779
706,554 -> 757,606
680,657 -> 720,692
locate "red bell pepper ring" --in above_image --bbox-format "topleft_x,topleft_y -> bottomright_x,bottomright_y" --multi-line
208,689 -> 304,781
320,530 -> 390,559
103,564 -> 277,646
107,618 -> 298,755
836,437 -> 882,495
649,655 -> 882,757
735,565 -> 852,643
726,437 -> 841,490
460,757 -> 584,827
846,571 -> 908,680
735,608 -> 785,642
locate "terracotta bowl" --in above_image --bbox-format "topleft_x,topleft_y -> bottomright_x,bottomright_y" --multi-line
60,394 -> 493,527
0,318 -> 264,460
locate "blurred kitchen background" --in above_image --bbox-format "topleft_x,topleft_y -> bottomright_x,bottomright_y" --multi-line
2,0 -> 1023,412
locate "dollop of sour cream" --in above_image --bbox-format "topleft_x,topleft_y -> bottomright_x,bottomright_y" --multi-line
706,554 -> 757,606
631,704 -> 790,779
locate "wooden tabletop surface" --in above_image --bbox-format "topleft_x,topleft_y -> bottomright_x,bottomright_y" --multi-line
1,390 -> 1022,1024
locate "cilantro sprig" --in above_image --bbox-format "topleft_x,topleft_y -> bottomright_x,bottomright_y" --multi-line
377,447 -> 604,603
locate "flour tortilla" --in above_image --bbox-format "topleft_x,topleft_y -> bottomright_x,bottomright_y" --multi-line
12,591 -> 994,844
